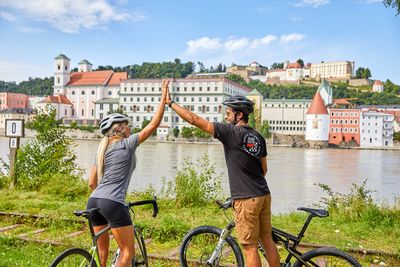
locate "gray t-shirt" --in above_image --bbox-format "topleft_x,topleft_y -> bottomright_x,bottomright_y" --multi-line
90,134 -> 139,204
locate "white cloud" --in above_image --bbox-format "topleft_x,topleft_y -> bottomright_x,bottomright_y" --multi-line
186,37 -> 222,53
0,0 -> 146,33
294,0 -> 330,8
0,59 -> 47,83
366,0 -> 381,3
251,35 -> 277,48
0,10 -> 17,22
280,33 -> 306,43
224,38 -> 250,53
290,15 -> 303,22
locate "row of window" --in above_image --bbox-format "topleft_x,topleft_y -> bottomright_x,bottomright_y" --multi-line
265,104 -> 310,108
269,120 -> 306,125
123,86 -> 220,93
330,112 -> 359,117
330,127 -> 359,133
270,126 -> 306,131
70,90 -> 115,96
331,119 -> 359,125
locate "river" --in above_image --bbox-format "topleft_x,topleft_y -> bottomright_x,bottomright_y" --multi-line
1,137 -> 399,214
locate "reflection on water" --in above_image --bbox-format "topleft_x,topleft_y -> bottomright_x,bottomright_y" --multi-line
1,137 -> 399,214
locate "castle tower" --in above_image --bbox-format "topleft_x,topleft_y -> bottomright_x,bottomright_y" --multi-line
78,59 -> 93,72
305,92 -> 329,148
53,54 -> 71,96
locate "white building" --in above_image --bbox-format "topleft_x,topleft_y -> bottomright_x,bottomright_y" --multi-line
305,92 -> 329,142
119,78 -> 251,130
94,98 -> 120,121
52,54 -> 127,125
310,61 -> 354,80
261,99 -> 311,135
372,80 -> 384,93
266,61 -> 306,83
360,110 -> 394,147
0,108 -> 36,130
37,95 -> 73,121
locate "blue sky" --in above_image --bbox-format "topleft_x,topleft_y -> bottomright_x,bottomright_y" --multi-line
0,0 -> 399,85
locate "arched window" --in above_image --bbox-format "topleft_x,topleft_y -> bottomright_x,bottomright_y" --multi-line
71,91 -> 75,95
108,91 -> 112,96
81,90 -> 85,95
91,90 -> 95,95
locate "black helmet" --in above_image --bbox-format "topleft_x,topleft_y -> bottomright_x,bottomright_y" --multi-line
99,113 -> 129,135
222,95 -> 254,114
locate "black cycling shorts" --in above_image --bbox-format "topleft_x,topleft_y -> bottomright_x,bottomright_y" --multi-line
86,197 -> 132,228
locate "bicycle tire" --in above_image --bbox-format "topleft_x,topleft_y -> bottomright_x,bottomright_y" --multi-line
292,247 -> 362,267
50,247 -> 97,267
180,225 -> 244,267
134,226 -> 148,266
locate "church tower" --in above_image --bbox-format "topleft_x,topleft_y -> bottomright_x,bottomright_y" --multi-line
305,92 -> 329,148
53,54 -> 71,96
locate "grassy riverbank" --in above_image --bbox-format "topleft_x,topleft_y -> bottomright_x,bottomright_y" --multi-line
0,187 -> 399,266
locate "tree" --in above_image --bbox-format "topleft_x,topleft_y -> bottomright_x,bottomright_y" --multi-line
296,59 -> 305,68
226,74 -> 247,86
271,62 -> 284,69
181,126 -> 194,138
173,127 -> 180,138
383,0 -> 400,15
355,67 -> 372,79
259,121 -> 272,139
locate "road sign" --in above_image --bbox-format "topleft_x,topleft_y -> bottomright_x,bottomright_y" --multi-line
5,119 -> 24,137
9,137 -> 18,149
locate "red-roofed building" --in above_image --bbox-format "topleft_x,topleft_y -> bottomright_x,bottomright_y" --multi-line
37,95 -> 73,120
53,54 -> 127,125
372,80 -> 384,93
0,92 -> 28,110
305,92 -> 329,145
328,109 -> 361,146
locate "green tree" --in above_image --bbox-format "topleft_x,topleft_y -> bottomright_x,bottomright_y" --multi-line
173,127 -> 180,138
259,121 -> 272,139
194,128 -> 211,139
271,62 -> 284,69
226,74 -> 247,86
355,67 -> 372,79
181,126 -> 194,138
296,59 -> 305,68
15,104 -> 80,190
383,0 -> 400,15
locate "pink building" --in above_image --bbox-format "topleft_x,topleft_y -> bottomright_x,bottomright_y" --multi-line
329,108 -> 361,146
0,92 -> 28,110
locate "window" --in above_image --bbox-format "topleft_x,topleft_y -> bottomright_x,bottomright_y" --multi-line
57,65 -> 60,70
81,90 -> 85,95
164,116 -> 168,122
72,91 -> 75,95
91,90 -> 95,95
100,104 -> 103,110
82,109 -> 84,116
108,91 -> 112,96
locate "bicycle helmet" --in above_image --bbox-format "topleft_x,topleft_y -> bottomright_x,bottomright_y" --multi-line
222,95 -> 254,114
99,113 -> 129,135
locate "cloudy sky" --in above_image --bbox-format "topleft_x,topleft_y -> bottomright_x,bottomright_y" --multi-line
0,0 -> 399,84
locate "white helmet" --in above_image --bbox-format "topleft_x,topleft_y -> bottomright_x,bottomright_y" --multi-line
99,113 -> 129,135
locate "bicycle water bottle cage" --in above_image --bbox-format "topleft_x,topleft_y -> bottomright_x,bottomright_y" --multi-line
297,207 -> 329,218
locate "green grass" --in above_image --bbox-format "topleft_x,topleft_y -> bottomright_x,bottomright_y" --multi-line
0,189 -> 399,266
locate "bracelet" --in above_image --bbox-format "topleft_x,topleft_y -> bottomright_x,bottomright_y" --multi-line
168,100 -> 175,108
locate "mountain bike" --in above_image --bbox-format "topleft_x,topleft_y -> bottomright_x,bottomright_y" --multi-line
179,198 -> 362,267
50,197 -> 158,267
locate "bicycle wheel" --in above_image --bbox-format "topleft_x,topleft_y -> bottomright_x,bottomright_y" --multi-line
293,247 -> 362,267
50,247 -> 97,267
180,225 -> 244,267
134,226 -> 148,266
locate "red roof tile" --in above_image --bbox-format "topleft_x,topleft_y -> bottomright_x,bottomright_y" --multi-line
40,95 -> 72,105
287,62 -> 302,69
333,98 -> 351,105
66,70 -> 127,86
374,80 -> 383,86
307,92 -> 328,115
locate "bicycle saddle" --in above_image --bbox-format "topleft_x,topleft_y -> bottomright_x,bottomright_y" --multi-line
73,208 -> 100,218
298,207 -> 329,217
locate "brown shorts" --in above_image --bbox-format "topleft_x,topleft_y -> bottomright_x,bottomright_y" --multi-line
233,194 -> 272,245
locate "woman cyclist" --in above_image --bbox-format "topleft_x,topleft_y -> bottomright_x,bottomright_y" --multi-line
87,80 -> 169,267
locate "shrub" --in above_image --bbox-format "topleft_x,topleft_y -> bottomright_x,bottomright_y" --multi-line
194,128 -> 211,139
181,126 -> 193,138
147,214 -> 190,242
174,154 -> 223,207
173,127 -> 180,138
40,173 -> 90,200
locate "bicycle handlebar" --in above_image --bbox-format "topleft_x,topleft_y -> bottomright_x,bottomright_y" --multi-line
127,196 -> 159,218
215,198 -> 233,210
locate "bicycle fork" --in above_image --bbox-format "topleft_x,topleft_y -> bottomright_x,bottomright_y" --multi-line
207,221 -> 236,266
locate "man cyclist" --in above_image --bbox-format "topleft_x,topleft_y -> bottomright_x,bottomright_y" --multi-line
166,92 -> 280,267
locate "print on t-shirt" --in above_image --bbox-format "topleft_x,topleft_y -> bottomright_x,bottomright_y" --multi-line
242,132 -> 263,158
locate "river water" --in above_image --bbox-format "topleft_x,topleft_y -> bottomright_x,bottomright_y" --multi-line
1,137 -> 399,214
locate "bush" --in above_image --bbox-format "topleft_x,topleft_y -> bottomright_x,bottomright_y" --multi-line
146,214 -> 190,242
40,173 -> 90,200
194,128 -> 211,139
173,127 -> 180,138
174,154 -> 223,207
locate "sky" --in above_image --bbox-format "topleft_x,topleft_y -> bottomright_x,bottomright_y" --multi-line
0,0 -> 399,85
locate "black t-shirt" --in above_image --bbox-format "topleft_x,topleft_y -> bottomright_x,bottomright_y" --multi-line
213,122 -> 270,199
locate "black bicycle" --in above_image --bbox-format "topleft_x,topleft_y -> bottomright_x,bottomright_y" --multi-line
180,198 -> 362,267
50,197 -> 158,267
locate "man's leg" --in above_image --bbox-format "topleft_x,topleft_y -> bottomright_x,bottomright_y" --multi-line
242,243 -> 262,267
260,235 -> 280,267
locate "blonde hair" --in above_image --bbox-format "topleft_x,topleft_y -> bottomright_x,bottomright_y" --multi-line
96,123 -> 126,181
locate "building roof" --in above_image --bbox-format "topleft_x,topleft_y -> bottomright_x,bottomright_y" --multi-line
67,70 -> 127,86
307,92 -> 328,115
79,59 -> 92,65
287,62 -> 302,69
317,79 -> 333,96
95,98 -> 120,104
374,80 -> 383,86
40,95 -> 73,105
332,98 -> 351,105
54,54 -> 70,60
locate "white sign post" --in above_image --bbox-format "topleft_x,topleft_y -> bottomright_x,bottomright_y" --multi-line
5,119 -> 24,188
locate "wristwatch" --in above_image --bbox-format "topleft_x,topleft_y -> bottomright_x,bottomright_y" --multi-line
168,100 -> 175,108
